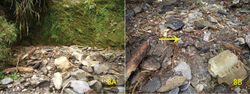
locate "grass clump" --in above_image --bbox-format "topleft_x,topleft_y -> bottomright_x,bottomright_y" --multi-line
40,0 -> 124,49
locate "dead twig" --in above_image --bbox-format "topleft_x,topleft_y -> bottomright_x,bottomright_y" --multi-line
126,40 -> 150,81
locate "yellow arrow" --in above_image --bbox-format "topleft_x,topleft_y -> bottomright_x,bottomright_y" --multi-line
159,35 -> 181,43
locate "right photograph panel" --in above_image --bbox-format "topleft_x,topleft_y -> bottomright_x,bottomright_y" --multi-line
125,0 -> 250,93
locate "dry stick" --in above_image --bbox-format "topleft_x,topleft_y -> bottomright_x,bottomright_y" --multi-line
125,40 -> 150,81
60,80 -> 72,94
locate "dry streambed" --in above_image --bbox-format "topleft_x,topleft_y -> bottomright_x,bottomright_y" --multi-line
0,46 -> 125,94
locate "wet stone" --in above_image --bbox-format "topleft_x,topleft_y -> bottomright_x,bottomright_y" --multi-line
140,57 -> 160,71
165,19 -> 185,30
141,77 -> 161,92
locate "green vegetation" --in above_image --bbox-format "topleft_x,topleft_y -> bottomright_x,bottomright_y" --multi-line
0,72 -> 20,80
0,16 -> 17,61
35,0 -> 124,49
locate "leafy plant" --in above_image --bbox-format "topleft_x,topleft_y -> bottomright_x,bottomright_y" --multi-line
0,72 -> 20,80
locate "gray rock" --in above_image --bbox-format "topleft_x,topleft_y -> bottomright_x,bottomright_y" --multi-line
1,78 -> 14,85
140,57 -> 160,71
92,81 -> 102,92
159,5 -> 174,14
94,64 -> 109,74
141,77 -> 161,92
218,9 -> 229,15
165,19 -> 185,30
208,15 -> 218,23
180,86 -> 197,94
234,87 -> 241,93
64,88 -> 77,94
242,0 -> 249,3
246,33 -> 250,48
133,6 -> 142,14
117,86 -> 125,93
179,81 -> 190,91
174,62 -> 192,80
71,69 -> 87,80
70,80 -> 90,94
168,88 -> 180,94
52,72 -> 62,90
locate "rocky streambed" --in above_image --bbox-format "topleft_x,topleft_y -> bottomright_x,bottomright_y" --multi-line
0,46 -> 125,94
126,0 -> 249,93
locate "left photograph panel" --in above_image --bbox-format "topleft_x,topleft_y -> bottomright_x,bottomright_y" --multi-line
0,0 -> 125,93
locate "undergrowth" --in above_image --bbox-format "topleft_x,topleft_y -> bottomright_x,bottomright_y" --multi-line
40,0 -> 124,49
0,16 -> 17,70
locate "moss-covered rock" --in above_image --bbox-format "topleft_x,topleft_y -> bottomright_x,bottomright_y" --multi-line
39,0 -> 124,49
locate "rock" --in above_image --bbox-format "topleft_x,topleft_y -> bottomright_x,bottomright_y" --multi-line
194,20 -> 213,29
64,88 -> 77,94
81,60 -> 99,67
140,57 -> 160,71
234,87 -> 241,94
165,19 -> 185,30
81,66 -> 93,73
202,4 -> 224,12
180,86 -> 197,94
92,81 -> 102,92
168,88 -> 180,94
159,4 -> 174,14
208,50 -> 247,85
158,76 -> 186,92
203,32 -> 211,42
1,78 -> 14,85
88,80 -> 98,86
54,56 -> 71,71
141,77 -> 161,92
195,84 -> 204,92
126,9 -> 135,19
208,15 -> 218,23
70,80 -> 90,94
218,9 -> 229,15
133,6 -> 142,14
233,0 -> 240,5
98,75 -> 117,85
94,64 -> 109,74
179,81 -> 190,91
242,0 -> 249,3
117,86 -> 125,93
52,72 -> 62,90
71,69 -> 87,80
235,38 -> 245,45
246,33 -> 250,48
214,85 -> 231,93
174,62 -> 192,80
